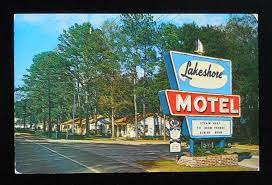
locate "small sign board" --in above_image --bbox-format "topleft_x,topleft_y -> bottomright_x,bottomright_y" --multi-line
169,119 -> 181,152
170,141 -> 181,152
170,129 -> 181,140
192,120 -> 232,136
182,116 -> 233,138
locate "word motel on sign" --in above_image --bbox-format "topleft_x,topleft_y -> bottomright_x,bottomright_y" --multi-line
165,90 -> 240,117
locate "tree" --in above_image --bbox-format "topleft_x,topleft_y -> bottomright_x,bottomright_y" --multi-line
99,20 -> 129,138
58,23 -> 100,136
224,15 -> 258,143
120,14 -> 158,138
21,51 -> 72,137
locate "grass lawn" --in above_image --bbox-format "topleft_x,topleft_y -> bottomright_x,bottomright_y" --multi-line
137,160 -> 257,172
232,144 -> 259,150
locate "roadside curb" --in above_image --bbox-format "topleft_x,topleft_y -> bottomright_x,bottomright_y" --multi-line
45,139 -> 170,145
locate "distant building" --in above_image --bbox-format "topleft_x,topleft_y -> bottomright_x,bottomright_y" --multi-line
114,113 -> 170,138
60,114 -> 170,138
60,115 -> 111,135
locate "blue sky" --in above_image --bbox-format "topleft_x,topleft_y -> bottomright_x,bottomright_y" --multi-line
14,13 -> 247,88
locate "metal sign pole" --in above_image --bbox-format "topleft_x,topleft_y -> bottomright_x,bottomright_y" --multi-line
187,39 -> 204,156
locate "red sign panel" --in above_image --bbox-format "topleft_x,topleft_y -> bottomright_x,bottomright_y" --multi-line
165,90 -> 241,117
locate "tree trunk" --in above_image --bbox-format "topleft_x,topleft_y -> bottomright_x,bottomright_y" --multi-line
34,119 -> 37,131
43,114 -> 46,132
163,115 -> 166,141
43,119 -> 46,132
111,72 -> 115,139
159,114 -> 162,136
142,69 -> 146,137
85,103 -> 89,136
111,107 -> 115,139
23,101 -> 26,130
133,67 -> 138,139
94,107 -> 97,135
48,79 -> 52,138
23,116 -> 26,130
79,108 -> 83,128
42,98 -> 46,132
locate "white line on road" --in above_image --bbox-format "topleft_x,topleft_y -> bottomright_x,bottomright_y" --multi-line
20,137 -> 100,173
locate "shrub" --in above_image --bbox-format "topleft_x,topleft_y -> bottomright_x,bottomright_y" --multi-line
34,130 -> 52,137
194,146 -> 225,156
210,146 -> 225,154
140,136 -> 164,140
194,147 -> 208,156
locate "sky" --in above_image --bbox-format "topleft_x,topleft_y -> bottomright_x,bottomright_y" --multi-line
14,13 -> 248,88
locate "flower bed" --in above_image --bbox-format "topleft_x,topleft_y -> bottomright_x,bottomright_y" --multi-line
177,154 -> 238,168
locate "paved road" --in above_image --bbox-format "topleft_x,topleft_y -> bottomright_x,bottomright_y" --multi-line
15,134 -> 259,173
15,134 -> 174,173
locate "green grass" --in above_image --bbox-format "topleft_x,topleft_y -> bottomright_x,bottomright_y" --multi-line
137,160 -> 257,172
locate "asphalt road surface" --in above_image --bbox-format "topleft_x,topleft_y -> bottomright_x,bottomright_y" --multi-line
15,134 -> 259,173
15,134 -> 174,173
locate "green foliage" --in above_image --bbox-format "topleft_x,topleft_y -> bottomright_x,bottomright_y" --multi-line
194,146 -> 225,156
34,130 -> 48,137
210,146 -> 225,154
194,147 -> 208,156
140,136 -> 164,140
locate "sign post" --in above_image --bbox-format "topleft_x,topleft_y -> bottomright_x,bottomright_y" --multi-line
159,44 -> 241,156
169,119 -> 181,153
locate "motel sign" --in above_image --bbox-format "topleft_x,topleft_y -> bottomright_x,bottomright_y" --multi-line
159,50 -> 241,155
163,90 -> 240,117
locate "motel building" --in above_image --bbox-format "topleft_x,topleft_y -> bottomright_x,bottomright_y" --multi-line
60,113 -> 171,138
60,115 -> 111,135
108,113 -> 170,138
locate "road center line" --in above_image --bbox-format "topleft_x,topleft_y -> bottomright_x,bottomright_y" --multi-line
21,137 -> 100,173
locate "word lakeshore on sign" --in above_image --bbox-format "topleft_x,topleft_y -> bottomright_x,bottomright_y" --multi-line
164,51 -> 232,94
160,90 -> 240,117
